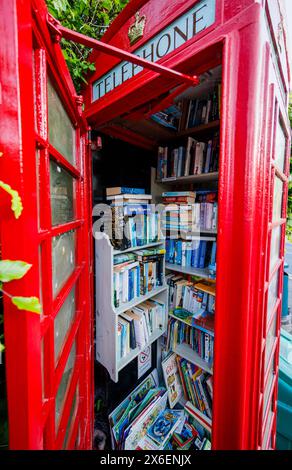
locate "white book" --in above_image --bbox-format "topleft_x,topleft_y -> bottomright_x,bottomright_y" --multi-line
130,309 -> 146,349
193,142 -> 206,175
184,137 -> 197,176
107,193 -> 152,200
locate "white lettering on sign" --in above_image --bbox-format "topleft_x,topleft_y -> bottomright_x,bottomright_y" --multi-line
92,0 -> 216,101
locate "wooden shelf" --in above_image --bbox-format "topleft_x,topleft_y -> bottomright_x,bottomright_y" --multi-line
169,312 -> 214,337
158,172 -> 219,185
165,262 -> 211,279
161,119 -> 220,143
113,241 -> 164,255
173,343 -> 213,375
115,285 -> 168,315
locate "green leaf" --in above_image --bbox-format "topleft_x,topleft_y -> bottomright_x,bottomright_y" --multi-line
0,342 -> 4,353
0,260 -> 32,282
0,180 -> 23,218
11,296 -> 42,314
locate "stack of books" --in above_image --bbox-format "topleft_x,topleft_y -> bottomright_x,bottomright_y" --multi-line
157,133 -> 219,180
166,317 -> 214,366
106,187 -> 159,250
117,300 -> 166,358
176,356 -> 213,419
161,191 -> 218,235
166,239 -> 217,271
113,248 -> 165,308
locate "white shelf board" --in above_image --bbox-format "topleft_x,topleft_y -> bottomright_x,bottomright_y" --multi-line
184,401 -> 212,430
173,343 -> 213,375
115,285 -> 168,315
113,241 -> 164,255
158,172 -> 219,185
165,262 -> 210,279
117,327 -> 165,372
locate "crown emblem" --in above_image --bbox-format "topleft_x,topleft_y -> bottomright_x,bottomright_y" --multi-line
128,11 -> 146,46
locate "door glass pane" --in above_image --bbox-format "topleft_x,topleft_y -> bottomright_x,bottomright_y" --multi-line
269,225 -> 281,275
272,177 -> 283,222
274,120 -> 286,172
50,160 -> 75,226
54,286 -> 76,363
263,359 -> 276,417
55,341 -> 76,428
62,384 -> 78,449
263,406 -> 274,449
47,78 -> 76,165
52,230 -> 76,297
265,311 -> 278,372
267,271 -> 279,325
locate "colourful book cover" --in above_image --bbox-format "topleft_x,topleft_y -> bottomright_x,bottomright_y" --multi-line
162,353 -> 183,408
147,409 -> 183,446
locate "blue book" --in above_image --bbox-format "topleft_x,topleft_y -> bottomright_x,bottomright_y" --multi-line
106,187 -> 145,196
199,241 -> 207,269
192,241 -> 201,268
129,269 -> 135,301
147,409 -> 183,446
168,239 -> 175,263
165,239 -> 170,262
176,240 -> 182,265
136,266 -> 140,297
186,245 -> 192,267
210,241 -> 217,265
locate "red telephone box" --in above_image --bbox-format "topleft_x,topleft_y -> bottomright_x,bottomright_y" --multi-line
0,0 -> 290,450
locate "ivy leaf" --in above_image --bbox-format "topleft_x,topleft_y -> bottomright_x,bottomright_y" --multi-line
11,296 -> 42,315
0,260 -> 32,282
0,180 -> 23,218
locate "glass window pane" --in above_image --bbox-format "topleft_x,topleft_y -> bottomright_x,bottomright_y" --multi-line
272,177 -> 283,222
54,286 -> 76,363
263,364 -> 275,417
265,311 -> 278,372
269,226 -> 282,275
62,384 -> 78,449
263,406 -> 274,449
274,121 -> 286,172
55,341 -> 76,428
50,160 -> 75,226
52,230 -> 76,297
48,78 -> 76,164
267,271 -> 279,325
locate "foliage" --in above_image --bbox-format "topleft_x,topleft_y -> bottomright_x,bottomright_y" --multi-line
0,153 -> 42,352
46,0 -> 129,91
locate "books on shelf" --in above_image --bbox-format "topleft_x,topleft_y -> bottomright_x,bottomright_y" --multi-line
105,188 -> 161,251
166,276 -> 215,316
166,317 -> 214,367
117,300 -> 166,357
165,239 -> 217,272
113,248 -> 165,308
176,355 -> 213,420
157,133 -> 219,180
162,353 -> 184,408
185,84 -> 221,129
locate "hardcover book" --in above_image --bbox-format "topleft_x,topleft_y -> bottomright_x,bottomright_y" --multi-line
162,353 -> 183,408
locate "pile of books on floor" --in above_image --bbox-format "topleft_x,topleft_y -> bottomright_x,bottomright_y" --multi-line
166,238 -> 217,271
109,369 -> 211,450
157,133 -> 219,180
113,248 -> 165,308
105,187 -> 159,251
117,300 -> 166,360
161,191 -> 218,234
176,355 -> 213,420
166,317 -> 214,366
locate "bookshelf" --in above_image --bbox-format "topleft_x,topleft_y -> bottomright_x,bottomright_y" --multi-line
169,312 -> 214,337
165,261 -> 211,279
166,119 -> 220,142
173,342 -> 213,375
157,171 -> 219,185
95,233 -> 168,382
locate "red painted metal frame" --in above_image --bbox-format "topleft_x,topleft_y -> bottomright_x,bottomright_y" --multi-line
82,0 -> 290,450
0,0 -> 93,450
